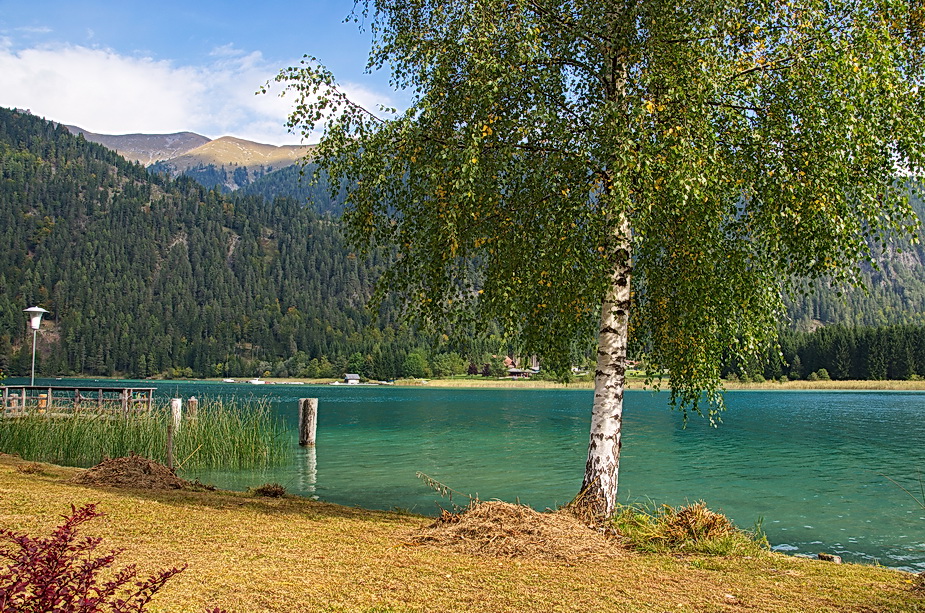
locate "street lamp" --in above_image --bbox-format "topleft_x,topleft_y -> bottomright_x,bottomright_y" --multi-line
23,306 -> 48,386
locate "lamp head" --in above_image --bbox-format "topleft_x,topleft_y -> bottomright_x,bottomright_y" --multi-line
24,306 -> 49,331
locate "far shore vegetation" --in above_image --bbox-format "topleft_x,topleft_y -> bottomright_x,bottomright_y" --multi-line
17,372 -> 925,392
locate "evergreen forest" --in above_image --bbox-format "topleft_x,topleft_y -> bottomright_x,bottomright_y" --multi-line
3,106 -> 925,381
0,108 -> 498,380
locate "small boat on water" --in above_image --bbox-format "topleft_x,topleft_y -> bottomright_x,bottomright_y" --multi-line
222,378 -> 236,383
248,378 -> 266,385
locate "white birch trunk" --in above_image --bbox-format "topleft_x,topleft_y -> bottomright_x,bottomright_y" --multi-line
580,220 -> 632,517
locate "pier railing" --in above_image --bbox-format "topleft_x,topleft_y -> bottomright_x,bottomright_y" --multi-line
1,386 -> 156,417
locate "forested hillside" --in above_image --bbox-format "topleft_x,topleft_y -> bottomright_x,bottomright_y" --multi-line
239,165 -> 345,217
171,160 -> 925,331
146,160 -> 274,193
4,107 -> 925,382
152,162 -> 346,217
0,108 -> 494,380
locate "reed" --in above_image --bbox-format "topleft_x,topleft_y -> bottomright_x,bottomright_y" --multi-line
0,398 -> 291,470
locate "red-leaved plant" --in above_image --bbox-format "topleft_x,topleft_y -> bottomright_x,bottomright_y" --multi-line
0,503 -> 185,612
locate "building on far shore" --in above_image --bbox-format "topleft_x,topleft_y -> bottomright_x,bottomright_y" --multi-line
344,374 -> 361,385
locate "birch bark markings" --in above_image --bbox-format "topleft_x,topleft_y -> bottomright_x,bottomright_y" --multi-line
581,219 -> 632,517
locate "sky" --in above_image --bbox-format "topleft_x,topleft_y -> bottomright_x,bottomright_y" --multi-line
0,1 -> 400,144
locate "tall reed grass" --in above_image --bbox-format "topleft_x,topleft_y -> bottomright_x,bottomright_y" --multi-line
0,398 -> 291,470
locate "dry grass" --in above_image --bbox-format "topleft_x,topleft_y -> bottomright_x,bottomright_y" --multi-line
661,501 -> 736,542
0,453 -> 922,612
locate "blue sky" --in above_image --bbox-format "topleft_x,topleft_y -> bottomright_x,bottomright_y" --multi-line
0,1 -> 399,144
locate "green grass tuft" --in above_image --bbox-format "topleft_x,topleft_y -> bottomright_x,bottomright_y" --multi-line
613,500 -> 769,556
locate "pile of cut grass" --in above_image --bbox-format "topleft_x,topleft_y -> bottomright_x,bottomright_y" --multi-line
72,454 -> 190,489
413,500 -> 621,561
0,397 -> 291,470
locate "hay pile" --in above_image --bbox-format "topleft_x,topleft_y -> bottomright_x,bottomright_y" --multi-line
411,501 -> 621,562
73,454 -> 188,490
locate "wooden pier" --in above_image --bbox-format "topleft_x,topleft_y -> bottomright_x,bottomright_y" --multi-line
1,386 -> 156,417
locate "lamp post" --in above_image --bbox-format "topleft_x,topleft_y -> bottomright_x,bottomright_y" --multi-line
23,307 -> 48,386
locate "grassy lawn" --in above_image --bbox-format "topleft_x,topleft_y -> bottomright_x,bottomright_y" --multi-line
0,455 -> 921,612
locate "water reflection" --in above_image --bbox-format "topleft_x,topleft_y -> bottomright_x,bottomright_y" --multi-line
296,446 -> 318,498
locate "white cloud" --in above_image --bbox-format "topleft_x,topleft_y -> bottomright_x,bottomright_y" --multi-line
0,41 -> 396,145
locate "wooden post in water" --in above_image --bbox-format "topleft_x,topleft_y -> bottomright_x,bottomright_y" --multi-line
298,398 -> 318,446
187,396 -> 198,420
170,398 -> 183,434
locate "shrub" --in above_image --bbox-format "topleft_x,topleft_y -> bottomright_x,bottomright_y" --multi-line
0,503 -> 184,612
815,368 -> 831,381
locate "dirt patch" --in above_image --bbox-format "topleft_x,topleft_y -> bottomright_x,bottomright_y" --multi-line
72,454 -> 188,490
410,500 -> 622,562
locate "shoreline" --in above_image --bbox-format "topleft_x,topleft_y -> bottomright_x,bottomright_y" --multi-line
14,375 -> 925,392
404,378 -> 925,391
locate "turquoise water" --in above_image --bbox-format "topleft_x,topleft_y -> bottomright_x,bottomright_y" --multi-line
12,378 -> 925,571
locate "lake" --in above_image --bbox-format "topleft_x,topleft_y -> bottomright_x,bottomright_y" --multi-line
12,378 -> 925,571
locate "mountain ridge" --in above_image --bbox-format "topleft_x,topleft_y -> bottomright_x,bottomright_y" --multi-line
63,126 -> 210,165
160,135 -> 314,173
67,124 -> 315,191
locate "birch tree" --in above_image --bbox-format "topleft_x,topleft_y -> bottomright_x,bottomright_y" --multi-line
275,0 -> 925,516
